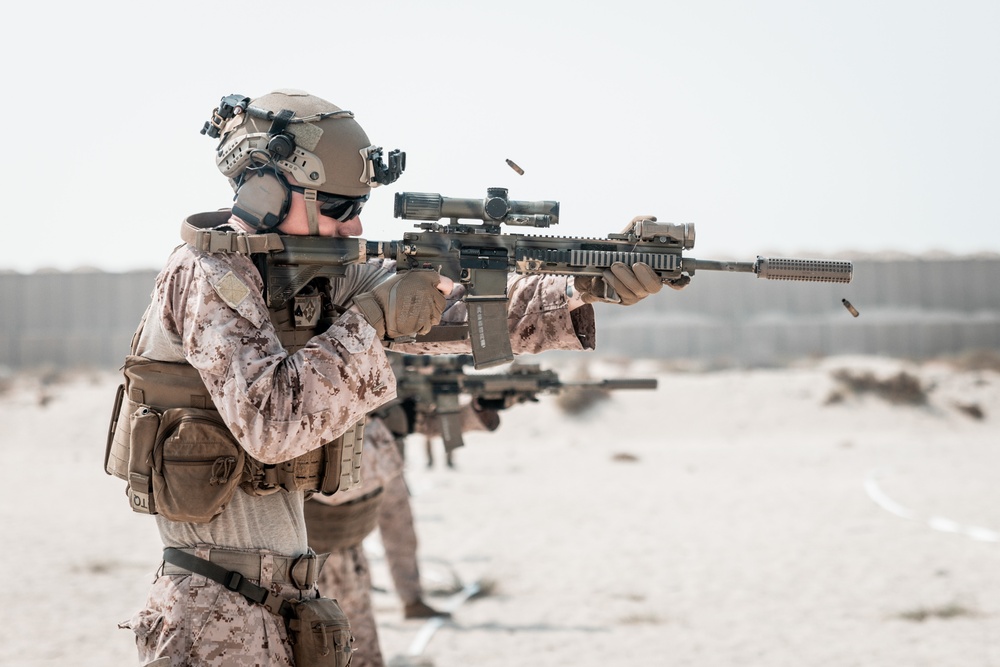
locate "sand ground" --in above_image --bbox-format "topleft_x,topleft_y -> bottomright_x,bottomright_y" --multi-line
1,354 -> 998,666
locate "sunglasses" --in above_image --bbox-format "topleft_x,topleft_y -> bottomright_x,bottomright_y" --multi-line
290,185 -> 369,222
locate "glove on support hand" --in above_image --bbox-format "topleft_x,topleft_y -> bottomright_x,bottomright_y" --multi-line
574,215 -> 691,305
575,262 -> 664,305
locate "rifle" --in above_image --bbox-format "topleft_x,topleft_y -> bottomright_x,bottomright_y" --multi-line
253,187 -> 853,369
387,353 -> 658,467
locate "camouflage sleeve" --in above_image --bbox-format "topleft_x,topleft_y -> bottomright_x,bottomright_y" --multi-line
152,247 -> 396,465
392,274 -> 596,355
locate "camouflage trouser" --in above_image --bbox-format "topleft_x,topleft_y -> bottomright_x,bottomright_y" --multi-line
377,472 -> 423,605
317,545 -> 382,667
121,569 -> 303,666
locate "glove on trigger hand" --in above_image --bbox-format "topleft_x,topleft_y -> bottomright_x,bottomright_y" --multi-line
352,270 -> 446,339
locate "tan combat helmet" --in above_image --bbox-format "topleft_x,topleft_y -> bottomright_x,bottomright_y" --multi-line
201,89 -> 405,232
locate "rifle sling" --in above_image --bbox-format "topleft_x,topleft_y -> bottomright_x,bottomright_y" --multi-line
180,214 -> 285,255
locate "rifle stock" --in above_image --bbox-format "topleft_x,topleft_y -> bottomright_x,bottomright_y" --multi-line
256,236 -> 367,309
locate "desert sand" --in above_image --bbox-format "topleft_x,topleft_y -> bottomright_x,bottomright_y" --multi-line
1,354 -> 999,666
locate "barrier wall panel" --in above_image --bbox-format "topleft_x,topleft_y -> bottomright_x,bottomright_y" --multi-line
2,262 -> 999,370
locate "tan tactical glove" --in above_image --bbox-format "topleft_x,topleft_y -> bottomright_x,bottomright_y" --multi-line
352,270 -> 447,339
575,262 -> 659,305
574,215 -> 690,304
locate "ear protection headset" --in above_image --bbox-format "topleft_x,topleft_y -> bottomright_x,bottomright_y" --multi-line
232,109 -> 297,231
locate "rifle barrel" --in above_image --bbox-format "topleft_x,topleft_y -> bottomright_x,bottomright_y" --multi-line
565,379 -> 659,390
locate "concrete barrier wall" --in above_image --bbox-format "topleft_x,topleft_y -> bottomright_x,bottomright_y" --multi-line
0,270 -> 158,370
591,257 -> 1000,365
1,257 -> 998,370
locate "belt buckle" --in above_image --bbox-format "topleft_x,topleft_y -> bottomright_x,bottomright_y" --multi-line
289,554 -> 318,590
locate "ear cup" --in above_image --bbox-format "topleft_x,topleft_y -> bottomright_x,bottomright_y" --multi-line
232,169 -> 291,230
266,132 -> 295,159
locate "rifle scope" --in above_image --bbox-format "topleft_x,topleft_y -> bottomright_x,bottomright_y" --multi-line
395,187 -> 560,228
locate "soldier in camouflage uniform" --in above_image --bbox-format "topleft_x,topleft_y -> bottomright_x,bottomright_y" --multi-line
112,88 -> 673,667
111,90 -> 451,667
306,388 -> 499,667
378,388 -> 503,621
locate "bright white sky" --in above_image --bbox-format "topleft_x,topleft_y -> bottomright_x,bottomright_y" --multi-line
3,0 -> 998,271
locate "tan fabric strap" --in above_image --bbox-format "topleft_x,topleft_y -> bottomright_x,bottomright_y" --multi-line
304,188 -> 320,236
161,547 -> 328,590
180,216 -> 285,255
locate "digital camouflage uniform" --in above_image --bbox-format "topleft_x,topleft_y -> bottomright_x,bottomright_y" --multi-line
310,418 -> 398,667
309,275 -> 594,667
120,222 -> 398,667
383,398 -> 504,607
375,460 -> 422,607
122,217 -> 595,666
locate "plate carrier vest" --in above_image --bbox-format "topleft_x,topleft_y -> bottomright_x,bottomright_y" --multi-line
103,212 -> 365,522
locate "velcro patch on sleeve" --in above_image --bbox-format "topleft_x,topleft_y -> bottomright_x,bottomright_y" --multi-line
214,271 -> 251,308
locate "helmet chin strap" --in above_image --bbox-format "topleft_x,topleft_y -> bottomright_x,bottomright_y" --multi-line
303,188 -> 321,235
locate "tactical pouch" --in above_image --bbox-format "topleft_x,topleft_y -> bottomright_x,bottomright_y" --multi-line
108,354 -> 358,517
303,488 -> 384,553
106,354 -> 217,485
285,596 -> 354,667
151,407 -> 245,523
127,404 -> 162,515
330,422 -> 365,494
241,420 -> 365,498
104,383 -> 131,480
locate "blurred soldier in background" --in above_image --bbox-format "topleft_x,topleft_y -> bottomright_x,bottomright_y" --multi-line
305,401 -> 496,667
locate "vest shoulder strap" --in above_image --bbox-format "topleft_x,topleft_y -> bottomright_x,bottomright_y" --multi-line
181,211 -> 285,255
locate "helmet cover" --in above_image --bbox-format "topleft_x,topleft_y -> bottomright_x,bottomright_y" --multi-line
214,89 -> 375,198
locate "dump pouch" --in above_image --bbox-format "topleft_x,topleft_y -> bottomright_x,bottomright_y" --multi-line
285,596 -> 354,667
151,407 -> 245,523
161,546 -> 353,666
